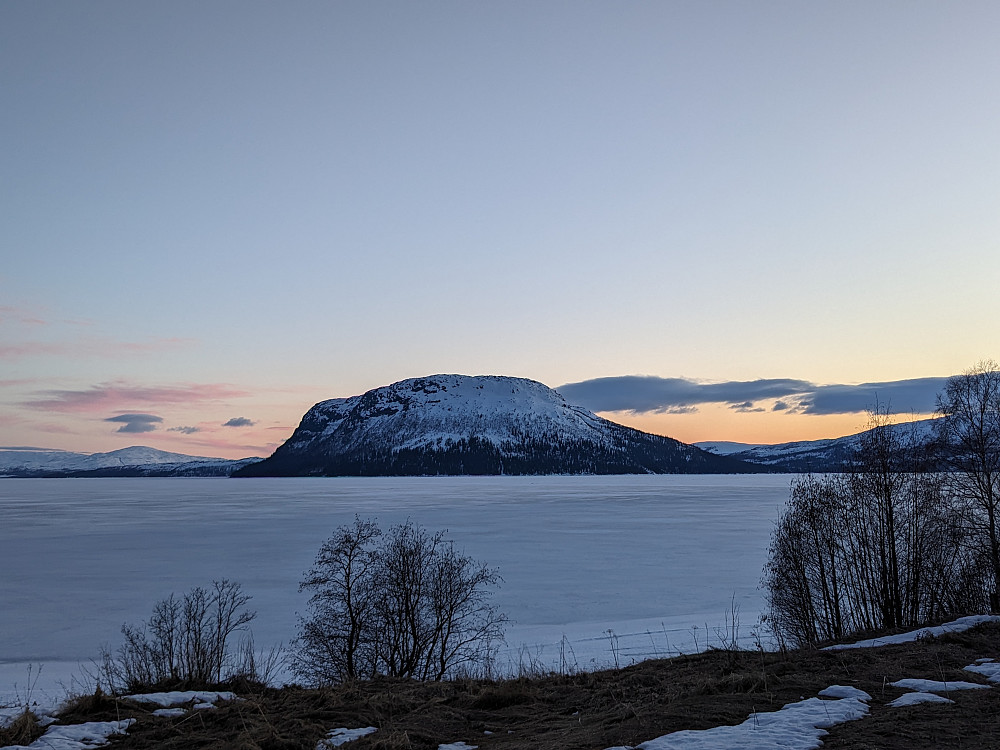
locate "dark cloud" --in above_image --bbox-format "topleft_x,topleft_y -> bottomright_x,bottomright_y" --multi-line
557,375 -> 948,417
223,417 -> 256,428
105,413 -> 163,434
663,405 -> 699,415
798,377 -> 948,415
729,401 -> 765,413
167,426 -> 200,434
556,375 -> 815,414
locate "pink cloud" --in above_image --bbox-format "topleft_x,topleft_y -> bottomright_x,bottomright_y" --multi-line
155,430 -> 276,458
0,304 -> 47,326
0,378 -> 41,388
25,381 -> 253,413
0,336 -> 194,361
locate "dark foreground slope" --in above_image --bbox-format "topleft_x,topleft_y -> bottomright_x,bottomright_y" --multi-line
47,620 -> 1000,750
238,374 -> 764,476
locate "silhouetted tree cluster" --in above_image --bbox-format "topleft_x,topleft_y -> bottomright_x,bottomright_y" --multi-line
935,360 -> 1000,611
765,362 -> 1000,647
294,517 -> 507,685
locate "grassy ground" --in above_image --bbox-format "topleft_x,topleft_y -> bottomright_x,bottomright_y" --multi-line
23,621 -> 1000,750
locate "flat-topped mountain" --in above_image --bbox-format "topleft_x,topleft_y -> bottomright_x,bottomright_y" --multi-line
237,374 -> 765,476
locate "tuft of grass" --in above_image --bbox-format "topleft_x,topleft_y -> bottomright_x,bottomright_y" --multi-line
470,682 -> 535,710
0,707 -> 45,746
367,730 -> 413,749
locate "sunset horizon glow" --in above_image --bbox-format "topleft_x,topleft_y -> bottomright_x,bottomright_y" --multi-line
3,2 -> 998,459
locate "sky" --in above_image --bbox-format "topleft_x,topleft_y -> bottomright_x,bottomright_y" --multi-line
2,1 -> 998,459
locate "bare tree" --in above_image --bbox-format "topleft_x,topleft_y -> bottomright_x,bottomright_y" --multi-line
936,360 -> 1000,611
295,518 -> 506,685
295,517 -> 382,684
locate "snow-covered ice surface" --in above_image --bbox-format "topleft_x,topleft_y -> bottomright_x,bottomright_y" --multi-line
1,475 -> 788,700
822,615 -> 1000,650
889,678 -> 989,693
888,692 -> 954,707
316,726 -> 377,748
1,718 -> 134,749
606,689 -> 870,750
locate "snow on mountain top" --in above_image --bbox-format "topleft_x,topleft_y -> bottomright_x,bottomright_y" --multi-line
295,374 -> 612,452
0,446 -> 239,472
694,441 -> 769,455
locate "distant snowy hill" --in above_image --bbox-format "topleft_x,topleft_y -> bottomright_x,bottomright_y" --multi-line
0,446 -> 261,477
237,374 -> 765,477
693,441 -> 770,456
697,418 -> 940,472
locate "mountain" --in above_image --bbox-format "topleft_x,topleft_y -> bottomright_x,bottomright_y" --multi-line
695,418 -> 939,472
237,374 -> 766,477
0,446 -> 261,478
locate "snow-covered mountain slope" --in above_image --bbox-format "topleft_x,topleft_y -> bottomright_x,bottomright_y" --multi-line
693,441 -> 770,456
708,418 -> 940,472
0,446 -> 260,477
238,375 -> 765,477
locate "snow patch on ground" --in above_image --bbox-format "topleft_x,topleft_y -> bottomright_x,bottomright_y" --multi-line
151,707 -> 186,718
889,678 -> 990,693
316,726 -> 377,748
817,685 -> 872,700
438,743 -> 479,750
888,692 -> 954,707
1,718 -> 134,749
606,688 -> 870,750
822,615 -> 1000,650
122,690 -> 238,707
964,659 -> 1000,683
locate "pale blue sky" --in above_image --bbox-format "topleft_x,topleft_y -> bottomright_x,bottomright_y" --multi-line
3,1 -> 998,456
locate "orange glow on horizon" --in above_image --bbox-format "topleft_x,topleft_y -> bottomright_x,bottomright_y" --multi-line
602,403 -> 934,446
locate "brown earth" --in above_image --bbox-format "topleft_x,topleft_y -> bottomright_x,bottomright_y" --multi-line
40,621 -> 1000,750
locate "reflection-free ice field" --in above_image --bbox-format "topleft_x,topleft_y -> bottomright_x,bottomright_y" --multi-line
1,475 -> 790,701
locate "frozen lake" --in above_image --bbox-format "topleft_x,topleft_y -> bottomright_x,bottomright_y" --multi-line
1,475 -> 792,702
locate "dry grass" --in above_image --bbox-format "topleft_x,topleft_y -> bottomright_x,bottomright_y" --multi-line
22,621 -> 1000,750
0,708 -> 44,747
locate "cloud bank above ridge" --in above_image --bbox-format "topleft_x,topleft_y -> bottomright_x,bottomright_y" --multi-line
557,375 -> 948,417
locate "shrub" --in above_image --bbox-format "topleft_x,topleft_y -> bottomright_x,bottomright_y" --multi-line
99,579 -> 256,692
294,517 -> 507,685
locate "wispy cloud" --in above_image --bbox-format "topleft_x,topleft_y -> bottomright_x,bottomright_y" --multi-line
0,343 -> 70,358
0,378 -> 40,388
222,417 -> 256,428
25,381 -> 252,413
105,413 -> 163,434
558,375 -> 949,417
156,431 -> 275,457
0,445 -> 72,452
0,304 -> 48,326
